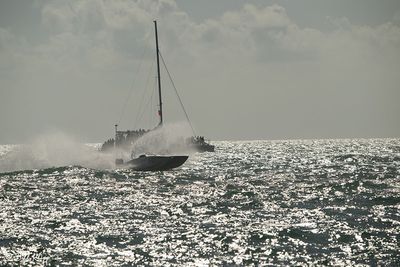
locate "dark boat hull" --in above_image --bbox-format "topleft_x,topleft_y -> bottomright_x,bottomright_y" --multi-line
122,155 -> 188,171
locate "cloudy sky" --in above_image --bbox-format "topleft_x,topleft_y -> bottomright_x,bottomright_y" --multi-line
1,0 -> 399,143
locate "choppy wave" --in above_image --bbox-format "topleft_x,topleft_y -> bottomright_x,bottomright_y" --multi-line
0,139 -> 399,266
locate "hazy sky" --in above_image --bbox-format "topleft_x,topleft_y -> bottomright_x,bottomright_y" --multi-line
1,0 -> 399,143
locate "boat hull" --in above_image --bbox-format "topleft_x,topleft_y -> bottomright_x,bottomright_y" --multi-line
122,155 -> 188,171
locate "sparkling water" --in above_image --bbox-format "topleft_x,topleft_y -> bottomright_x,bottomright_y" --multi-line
0,139 -> 399,265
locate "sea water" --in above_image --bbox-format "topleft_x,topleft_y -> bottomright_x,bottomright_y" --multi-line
0,139 -> 399,266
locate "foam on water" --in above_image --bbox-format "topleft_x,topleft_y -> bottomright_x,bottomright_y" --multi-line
0,138 -> 399,265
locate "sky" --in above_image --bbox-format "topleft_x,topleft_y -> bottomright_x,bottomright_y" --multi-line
0,0 -> 399,143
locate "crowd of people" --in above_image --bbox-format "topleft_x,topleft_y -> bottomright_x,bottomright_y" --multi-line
100,129 -> 149,151
101,131 -> 214,152
187,136 -> 205,144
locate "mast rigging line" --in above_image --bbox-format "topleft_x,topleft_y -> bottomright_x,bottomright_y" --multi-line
135,74 -> 157,130
159,52 -> 196,136
133,57 -> 155,129
117,44 -> 149,126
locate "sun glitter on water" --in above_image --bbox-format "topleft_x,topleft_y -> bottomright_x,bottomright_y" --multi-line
0,139 -> 399,265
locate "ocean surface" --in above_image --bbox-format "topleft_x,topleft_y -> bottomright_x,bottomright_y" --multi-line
0,139 -> 399,266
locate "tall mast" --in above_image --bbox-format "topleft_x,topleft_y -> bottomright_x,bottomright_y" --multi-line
154,20 -> 163,126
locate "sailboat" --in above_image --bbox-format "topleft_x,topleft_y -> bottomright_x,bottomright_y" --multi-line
100,21 -> 214,154
113,21 -> 188,171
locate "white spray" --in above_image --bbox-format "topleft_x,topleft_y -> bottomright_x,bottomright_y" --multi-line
0,131 -> 115,172
129,122 -> 197,157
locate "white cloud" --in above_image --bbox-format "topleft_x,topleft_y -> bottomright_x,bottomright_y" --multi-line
222,4 -> 290,29
4,1 -> 400,72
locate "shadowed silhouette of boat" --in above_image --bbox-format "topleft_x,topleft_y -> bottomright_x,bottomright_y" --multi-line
116,155 -> 188,171
113,21 -> 189,171
100,20 -> 214,155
